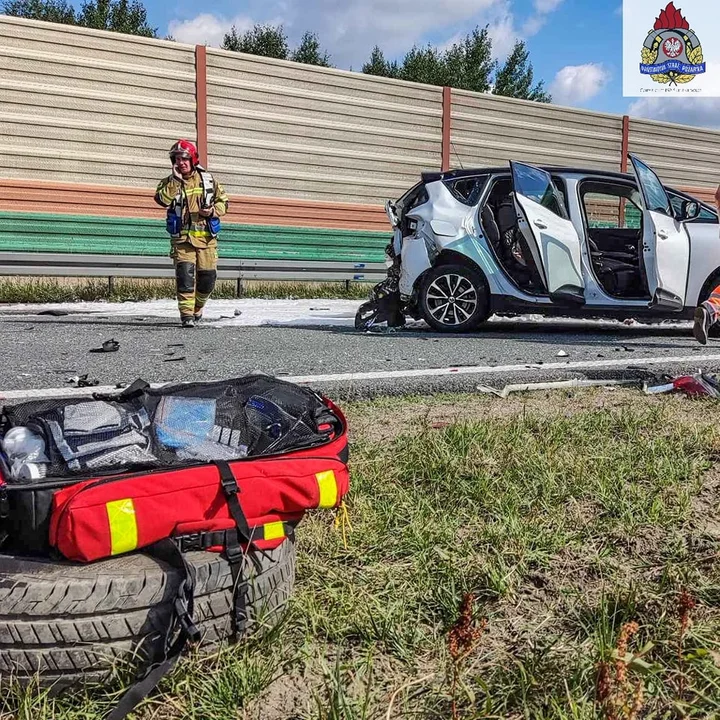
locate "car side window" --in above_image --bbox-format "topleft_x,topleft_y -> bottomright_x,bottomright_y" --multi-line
632,157 -> 672,216
444,175 -> 489,206
667,191 -> 719,224
581,190 -> 642,230
511,164 -> 568,219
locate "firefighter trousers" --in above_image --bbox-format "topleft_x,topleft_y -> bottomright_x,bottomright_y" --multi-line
171,241 -> 218,319
703,284 -> 720,324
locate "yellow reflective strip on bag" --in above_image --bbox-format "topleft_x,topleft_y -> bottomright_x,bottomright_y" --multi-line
263,521 -> 286,541
316,469 -> 338,508
106,498 -> 138,556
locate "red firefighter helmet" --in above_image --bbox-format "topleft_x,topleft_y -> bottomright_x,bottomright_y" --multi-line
169,139 -> 199,166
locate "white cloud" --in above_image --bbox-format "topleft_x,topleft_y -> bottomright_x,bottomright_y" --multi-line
168,13 -> 253,46
167,0 -> 567,68
627,97 -> 720,130
488,11 -> 521,59
521,14 -> 545,36
520,0 -> 564,38
533,0 -> 563,13
168,0 -> 510,67
549,63 -> 611,105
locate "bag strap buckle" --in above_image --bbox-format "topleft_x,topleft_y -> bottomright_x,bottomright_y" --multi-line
177,533 -> 202,552
225,540 -> 243,567
174,587 -> 201,643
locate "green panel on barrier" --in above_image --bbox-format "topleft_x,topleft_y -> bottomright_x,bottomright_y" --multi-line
0,212 -> 390,263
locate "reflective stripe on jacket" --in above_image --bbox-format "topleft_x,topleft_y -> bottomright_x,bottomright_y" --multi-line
155,170 -> 229,247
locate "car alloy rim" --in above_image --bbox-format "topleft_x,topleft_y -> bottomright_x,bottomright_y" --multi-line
426,273 -> 478,325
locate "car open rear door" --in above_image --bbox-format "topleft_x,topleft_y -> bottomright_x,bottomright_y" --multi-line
629,154 -> 690,310
510,161 -> 585,304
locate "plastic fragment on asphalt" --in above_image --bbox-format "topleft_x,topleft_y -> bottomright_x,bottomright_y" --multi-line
476,378 -> 637,399
644,372 -> 720,398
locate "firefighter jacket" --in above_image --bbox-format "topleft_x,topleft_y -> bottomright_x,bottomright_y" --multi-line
155,169 -> 229,248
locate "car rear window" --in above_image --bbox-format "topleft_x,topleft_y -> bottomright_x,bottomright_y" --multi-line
444,175 -> 489,206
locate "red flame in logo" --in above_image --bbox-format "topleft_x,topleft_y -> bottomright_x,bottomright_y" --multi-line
654,1 -> 690,30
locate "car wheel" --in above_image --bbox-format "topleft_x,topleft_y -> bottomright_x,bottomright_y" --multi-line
418,264 -> 490,333
0,540 -> 295,690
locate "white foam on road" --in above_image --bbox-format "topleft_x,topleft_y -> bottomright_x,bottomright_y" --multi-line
0,298 -> 693,331
3,353 -> 719,402
0,299 -> 362,328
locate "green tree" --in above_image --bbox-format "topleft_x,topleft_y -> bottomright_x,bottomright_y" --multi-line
1,0 -> 76,24
493,40 -> 551,102
291,31 -> 332,67
399,44 -> 446,85
361,45 -> 399,78
361,27 -> 550,104
222,23 -> 289,59
2,0 -> 157,36
78,0 -> 156,37
444,26 -> 495,93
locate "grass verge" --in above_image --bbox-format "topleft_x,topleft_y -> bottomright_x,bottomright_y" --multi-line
3,388 -> 720,719
0,277 -> 371,303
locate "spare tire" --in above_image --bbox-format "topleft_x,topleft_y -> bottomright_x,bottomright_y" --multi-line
0,540 -> 295,689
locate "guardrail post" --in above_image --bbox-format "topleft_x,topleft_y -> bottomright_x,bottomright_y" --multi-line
442,86 -> 452,171
195,45 -> 209,167
108,276 -> 115,294
236,277 -> 244,298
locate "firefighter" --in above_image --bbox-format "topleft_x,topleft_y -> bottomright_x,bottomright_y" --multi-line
155,140 -> 229,328
693,184 -> 720,344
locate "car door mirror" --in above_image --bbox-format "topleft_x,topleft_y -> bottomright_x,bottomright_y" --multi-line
429,220 -> 457,237
679,200 -> 701,222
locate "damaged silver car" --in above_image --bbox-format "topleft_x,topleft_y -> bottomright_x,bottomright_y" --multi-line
355,155 -> 720,332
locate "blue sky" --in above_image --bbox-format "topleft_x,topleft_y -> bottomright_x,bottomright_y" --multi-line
138,0 -> 718,129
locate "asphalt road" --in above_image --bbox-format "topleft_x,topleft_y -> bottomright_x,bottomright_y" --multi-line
1,310 -> 718,399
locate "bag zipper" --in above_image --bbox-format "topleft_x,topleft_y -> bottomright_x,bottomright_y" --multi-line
1,421 -> 345,490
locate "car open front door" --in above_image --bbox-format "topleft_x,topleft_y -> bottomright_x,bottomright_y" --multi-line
510,161 -> 585,304
629,154 -> 690,310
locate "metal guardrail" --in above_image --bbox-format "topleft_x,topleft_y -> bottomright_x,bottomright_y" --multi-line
0,253 -> 387,285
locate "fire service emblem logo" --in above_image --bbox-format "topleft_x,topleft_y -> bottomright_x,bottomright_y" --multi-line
640,2 -> 705,85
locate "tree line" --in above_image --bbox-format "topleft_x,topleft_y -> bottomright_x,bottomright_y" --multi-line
2,0 -> 551,102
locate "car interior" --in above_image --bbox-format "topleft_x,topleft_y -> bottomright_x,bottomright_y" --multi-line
579,180 -> 650,300
479,177 -> 548,295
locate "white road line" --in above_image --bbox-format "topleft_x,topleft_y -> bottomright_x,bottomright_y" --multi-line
1,353 -> 720,402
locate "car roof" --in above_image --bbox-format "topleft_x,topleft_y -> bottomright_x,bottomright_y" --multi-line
421,166 -> 715,210
422,166 -> 636,183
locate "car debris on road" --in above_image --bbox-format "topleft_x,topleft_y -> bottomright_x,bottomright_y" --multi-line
644,371 -> 720,398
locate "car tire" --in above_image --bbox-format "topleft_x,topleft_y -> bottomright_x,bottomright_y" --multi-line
0,540 -> 295,689
418,263 -> 490,333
